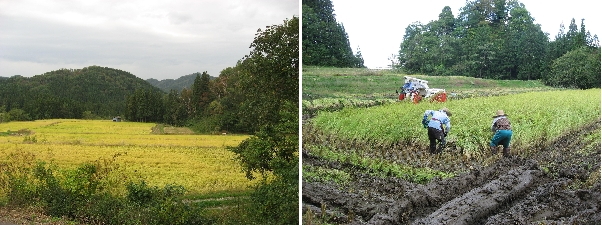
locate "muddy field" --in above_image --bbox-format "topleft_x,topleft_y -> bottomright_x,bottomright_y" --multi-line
302,121 -> 601,224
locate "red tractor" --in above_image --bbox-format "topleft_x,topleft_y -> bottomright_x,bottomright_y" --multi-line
396,76 -> 447,104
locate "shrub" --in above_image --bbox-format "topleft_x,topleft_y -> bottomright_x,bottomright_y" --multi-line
1,153 -> 212,225
544,46 -> 601,89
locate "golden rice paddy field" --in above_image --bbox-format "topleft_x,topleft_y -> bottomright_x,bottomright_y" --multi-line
0,119 -> 254,195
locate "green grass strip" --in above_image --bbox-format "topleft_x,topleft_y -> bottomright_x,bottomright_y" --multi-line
306,145 -> 454,184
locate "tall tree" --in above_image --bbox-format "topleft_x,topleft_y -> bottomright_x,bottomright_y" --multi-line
228,16 -> 299,224
191,71 -> 212,116
505,3 -> 548,79
302,0 -> 364,67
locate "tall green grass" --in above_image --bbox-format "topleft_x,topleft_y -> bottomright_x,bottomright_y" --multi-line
311,89 -> 601,155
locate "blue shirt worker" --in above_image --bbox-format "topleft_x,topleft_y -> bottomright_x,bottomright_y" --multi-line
422,108 -> 451,154
490,110 -> 512,157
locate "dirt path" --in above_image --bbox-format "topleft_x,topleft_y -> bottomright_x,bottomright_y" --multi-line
0,205 -> 80,225
302,120 -> 601,224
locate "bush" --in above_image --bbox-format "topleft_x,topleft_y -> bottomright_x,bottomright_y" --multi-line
7,108 -> 31,121
126,181 -> 185,205
191,115 -> 223,134
1,154 -> 213,225
544,46 -> 601,89
245,158 -> 299,225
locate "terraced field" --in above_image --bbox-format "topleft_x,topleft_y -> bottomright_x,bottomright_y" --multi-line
302,68 -> 600,224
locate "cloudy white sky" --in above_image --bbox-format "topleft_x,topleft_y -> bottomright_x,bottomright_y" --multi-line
0,0 -> 298,80
330,0 -> 601,69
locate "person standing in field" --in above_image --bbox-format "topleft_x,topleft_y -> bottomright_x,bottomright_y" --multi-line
422,108 -> 451,154
490,110 -> 512,157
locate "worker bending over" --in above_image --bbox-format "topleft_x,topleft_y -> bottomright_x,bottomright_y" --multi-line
490,110 -> 512,157
422,108 -> 451,154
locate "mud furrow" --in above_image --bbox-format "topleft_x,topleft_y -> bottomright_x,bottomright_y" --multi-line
484,179 -> 601,224
303,120 -> 601,224
411,168 -> 541,225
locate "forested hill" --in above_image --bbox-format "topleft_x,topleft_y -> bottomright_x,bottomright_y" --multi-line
0,65 -> 163,120
146,72 -> 216,92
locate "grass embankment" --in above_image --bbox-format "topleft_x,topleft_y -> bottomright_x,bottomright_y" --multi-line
302,66 -> 554,98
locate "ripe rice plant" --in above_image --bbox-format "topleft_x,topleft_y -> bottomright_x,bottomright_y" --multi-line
0,119 -> 254,195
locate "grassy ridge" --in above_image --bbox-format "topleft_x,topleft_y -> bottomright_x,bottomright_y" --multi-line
302,66 -> 554,100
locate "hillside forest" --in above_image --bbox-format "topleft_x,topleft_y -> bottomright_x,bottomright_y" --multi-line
0,17 -> 298,135
302,0 -> 601,89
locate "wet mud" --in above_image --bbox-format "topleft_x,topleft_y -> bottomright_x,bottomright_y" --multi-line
302,121 -> 601,224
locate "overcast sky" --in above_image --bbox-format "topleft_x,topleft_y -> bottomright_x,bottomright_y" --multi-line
330,0 -> 601,69
0,0 -> 298,80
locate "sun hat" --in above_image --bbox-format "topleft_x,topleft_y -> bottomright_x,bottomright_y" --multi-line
441,108 -> 451,116
493,110 -> 506,118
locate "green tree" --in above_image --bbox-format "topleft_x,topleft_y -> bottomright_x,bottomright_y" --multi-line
0,106 -> 8,123
302,0 -> 364,67
163,90 -> 187,126
191,71 -> 213,116
229,16 -> 298,225
544,46 -> 601,89
126,89 -> 164,122
505,3 -> 548,80
398,0 -> 563,80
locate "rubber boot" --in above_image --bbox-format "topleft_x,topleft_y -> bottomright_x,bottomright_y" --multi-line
429,145 -> 437,154
503,147 -> 510,158
490,146 -> 498,155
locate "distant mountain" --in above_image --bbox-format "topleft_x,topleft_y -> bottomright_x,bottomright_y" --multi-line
146,73 -> 197,92
146,72 -> 217,93
0,65 -> 163,119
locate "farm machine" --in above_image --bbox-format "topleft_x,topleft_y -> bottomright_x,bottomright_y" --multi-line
396,76 -> 447,103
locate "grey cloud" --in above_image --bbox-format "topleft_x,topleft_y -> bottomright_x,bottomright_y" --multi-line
167,12 -> 192,25
0,0 -> 298,80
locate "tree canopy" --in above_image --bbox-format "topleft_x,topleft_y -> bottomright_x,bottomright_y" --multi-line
0,66 -> 163,121
227,16 -> 299,224
397,0 -> 600,89
302,0 -> 364,68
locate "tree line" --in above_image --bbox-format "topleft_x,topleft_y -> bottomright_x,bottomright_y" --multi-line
396,0 -> 600,89
301,0 -> 600,89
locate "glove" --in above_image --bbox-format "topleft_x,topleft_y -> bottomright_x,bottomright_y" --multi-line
422,118 -> 429,128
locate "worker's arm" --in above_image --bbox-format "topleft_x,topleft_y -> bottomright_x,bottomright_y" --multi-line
444,119 -> 451,134
422,110 -> 434,128
491,118 -> 499,132
423,110 -> 434,119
